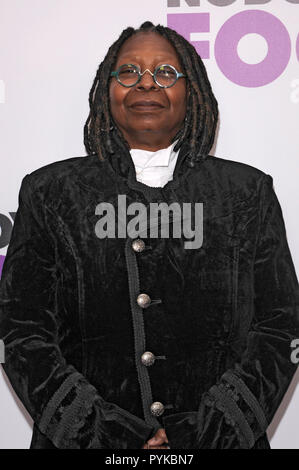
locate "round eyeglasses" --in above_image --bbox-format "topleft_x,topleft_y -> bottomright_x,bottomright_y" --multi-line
110,63 -> 186,88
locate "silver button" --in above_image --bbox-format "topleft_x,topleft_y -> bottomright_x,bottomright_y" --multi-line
150,401 -> 165,417
137,293 -> 151,308
132,239 -> 145,253
141,351 -> 156,367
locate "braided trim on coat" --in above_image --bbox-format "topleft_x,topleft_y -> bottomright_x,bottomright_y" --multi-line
38,371 -> 83,434
222,370 -> 268,432
207,383 -> 255,449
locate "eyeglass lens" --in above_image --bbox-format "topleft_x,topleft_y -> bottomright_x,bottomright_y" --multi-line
117,64 -> 177,87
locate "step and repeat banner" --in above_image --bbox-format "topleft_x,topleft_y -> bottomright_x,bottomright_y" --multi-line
0,0 -> 298,449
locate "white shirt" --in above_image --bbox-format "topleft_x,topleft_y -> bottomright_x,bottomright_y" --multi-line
129,139 -> 179,188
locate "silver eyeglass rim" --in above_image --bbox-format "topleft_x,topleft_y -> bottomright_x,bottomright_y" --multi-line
110,63 -> 186,88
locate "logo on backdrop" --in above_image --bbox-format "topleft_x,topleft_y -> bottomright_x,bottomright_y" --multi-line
167,0 -> 299,87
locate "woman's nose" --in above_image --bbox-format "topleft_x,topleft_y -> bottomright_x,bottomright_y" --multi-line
136,70 -> 159,90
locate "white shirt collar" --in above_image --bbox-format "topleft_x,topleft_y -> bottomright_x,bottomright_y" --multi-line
130,139 -> 179,169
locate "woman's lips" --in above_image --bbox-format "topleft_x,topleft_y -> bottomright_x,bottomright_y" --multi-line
129,104 -> 164,111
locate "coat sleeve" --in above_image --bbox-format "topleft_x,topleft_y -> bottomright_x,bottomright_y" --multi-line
162,174 -> 299,449
0,174 -> 155,449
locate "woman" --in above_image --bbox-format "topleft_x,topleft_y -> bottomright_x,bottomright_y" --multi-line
0,20 -> 298,449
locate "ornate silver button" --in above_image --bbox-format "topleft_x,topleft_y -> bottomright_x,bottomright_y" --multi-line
150,401 -> 165,417
137,293 -> 151,308
132,239 -> 145,253
141,351 -> 156,367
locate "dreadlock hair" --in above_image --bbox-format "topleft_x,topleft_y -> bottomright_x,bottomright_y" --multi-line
84,20 -> 218,168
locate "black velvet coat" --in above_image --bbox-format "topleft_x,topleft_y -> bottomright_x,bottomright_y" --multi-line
0,143 -> 299,449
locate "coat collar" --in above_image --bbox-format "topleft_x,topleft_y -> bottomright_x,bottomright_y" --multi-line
76,141 -> 201,203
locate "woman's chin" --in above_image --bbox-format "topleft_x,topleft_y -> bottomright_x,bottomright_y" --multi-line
128,124 -> 166,133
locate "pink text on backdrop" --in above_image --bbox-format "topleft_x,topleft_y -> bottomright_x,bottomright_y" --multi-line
167,10 -> 298,87
167,1 -> 299,7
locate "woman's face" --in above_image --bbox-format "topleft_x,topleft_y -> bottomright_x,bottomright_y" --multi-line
109,32 -> 188,151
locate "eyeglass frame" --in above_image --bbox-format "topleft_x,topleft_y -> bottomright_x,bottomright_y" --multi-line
110,63 -> 186,89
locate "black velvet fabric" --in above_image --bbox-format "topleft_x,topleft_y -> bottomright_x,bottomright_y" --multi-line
0,144 -> 298,449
